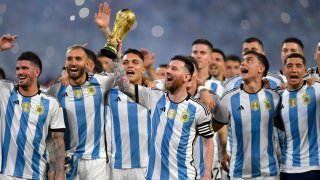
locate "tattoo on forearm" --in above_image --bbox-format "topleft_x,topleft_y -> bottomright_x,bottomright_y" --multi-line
113,59 -> 135,99
52,132 -> 65,178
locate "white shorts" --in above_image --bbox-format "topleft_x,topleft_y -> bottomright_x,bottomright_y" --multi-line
72,157 -> 110,180
110,167 -> 147,180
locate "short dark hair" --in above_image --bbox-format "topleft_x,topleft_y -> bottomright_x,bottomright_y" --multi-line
122,48 -> 144,61
157,64 -> 168,68
192,39 -> 213,50
66,44 -> 90,58
0,67 -> 5,79
284,53 -> 306,65
243,50 -> 269,77
244,37 -> 264,48
17,51 -> 42,75
170,55 -> 195,76
212,48 -> 226,61
86,48 -> 103,73
225,54 -> 241,64
186,56 -> 199,71
282,37 -> 304,50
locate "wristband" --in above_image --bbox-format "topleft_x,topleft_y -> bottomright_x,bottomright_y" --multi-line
197,85 -> 206,92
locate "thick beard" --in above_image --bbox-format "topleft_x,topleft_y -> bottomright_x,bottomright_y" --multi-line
68,67 -> 86,80
165,76 -> 184,94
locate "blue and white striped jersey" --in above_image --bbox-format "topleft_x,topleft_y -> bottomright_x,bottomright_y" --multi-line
205,77 -> 224,97
48,73 -> 115,159
279,81 -> 320,173
223,72 -> 284,92
0,80 -> 65,179
105,87 -> 151,169
214,84 -> 280,178
134,85 -> 213,180
304,66 -> 320,79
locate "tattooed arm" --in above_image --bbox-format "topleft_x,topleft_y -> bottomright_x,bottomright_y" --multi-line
112,57 -> 136,100
49,131 -> 65,180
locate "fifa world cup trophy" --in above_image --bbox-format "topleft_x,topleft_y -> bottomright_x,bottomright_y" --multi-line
100,9 -> 136,59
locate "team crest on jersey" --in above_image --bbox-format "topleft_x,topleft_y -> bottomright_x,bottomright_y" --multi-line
167,109 -> 177,119
73,89 -> 83,99
88,86 -> 96,96
180,110 -> 190,122
251,101 -> 260,111
36,104 -> 44,115
302,92 -> 311,105
21,102 -> 31,112
264,98 -> 271,110
289,98 -> 297,108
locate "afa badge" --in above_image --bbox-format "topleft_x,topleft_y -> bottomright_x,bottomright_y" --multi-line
73,89 -> 83,99
264,98 -> 271,110
167,109 -> 177,119
251,101 -> 260,111
22,102 -> 31,112
88,86 -> 96,96
180,110 -> 190,122
289,98 -> 296,108
302,92 -> 311,105
36,104 -> 44,115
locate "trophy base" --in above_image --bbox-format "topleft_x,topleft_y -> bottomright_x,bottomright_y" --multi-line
100,46 -> 117,59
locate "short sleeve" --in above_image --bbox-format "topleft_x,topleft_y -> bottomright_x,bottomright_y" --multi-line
196,106 -> 213,139
136,84 -> 165,110
49,102 -> 65,132
213,96 -> 230,124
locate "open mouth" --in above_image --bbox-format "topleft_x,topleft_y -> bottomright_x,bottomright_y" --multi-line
290,75 -> 299,80
69,67 -> 79,72
126,70 -> 135,76
241,68 -> 248,74
19,75 -> 27,80
166,75 -> 173,82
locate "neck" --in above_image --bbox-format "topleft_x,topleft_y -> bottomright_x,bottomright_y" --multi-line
19,84 -> 39,96
168,85 -> 189,103
70,74 -> 87,86
198,68 -> 210,82
287,81 -> 304,91
242,78 -> 262,93
214,73 -> 224,81
188,83 -> 197,96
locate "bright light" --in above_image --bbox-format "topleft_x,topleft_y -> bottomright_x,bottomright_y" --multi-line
151,25 -> 164,37
79,8 -> 89,18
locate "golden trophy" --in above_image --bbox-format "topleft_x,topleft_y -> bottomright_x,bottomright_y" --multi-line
101,9 -> 136,59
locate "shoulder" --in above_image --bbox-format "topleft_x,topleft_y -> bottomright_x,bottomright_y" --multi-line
39,91 -> 62,107
189,96 -> 211,116
266,71 -> 285,83
222,74 -> 241,86
0,79 -> 16,88
220,86 -> 240,99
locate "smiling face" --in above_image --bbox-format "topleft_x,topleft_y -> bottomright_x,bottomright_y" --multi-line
65,48 -> 88,81
240,54 -> 265,81
283,57 -> 306,90
165,60 -> 191,92
122,52 -> 144,85
16,60 -> 40,88
209,52 -> 225,78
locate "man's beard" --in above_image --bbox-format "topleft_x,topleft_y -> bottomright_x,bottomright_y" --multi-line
68,67 -> 86,80
165,76 -> 184,93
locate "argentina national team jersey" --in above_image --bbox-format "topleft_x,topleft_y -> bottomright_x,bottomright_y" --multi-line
223,72 -> 284,92
205,77 -> 224,97
106,87 -> 151,169
304,66 -> 320,79
279,81 -> 320,173
134,85 -> 213,180
0,80 -> 65,179
48,73 -> 115,159
214,84 -> 280,178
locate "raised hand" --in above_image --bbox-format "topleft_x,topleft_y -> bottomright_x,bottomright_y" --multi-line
0,34 -> 17,51
94,2 -> 111,33
140,48 -> 155,70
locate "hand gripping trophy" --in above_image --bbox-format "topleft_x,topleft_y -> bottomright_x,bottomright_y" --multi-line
100,9 -> 135,59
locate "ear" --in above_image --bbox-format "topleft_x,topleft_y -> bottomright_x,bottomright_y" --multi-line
184,73 -> 192,82
34,68 -> 41,77
258,65 -> 265,75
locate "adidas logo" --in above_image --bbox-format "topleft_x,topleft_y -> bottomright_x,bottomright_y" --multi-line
13,100 -> 19,105
160,107 -> 166,112
115,97 -> 121,101
237,105 -> 244,110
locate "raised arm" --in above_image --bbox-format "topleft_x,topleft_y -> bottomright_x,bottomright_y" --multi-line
48,132 -> 65,180
0,34 -> 17,52
112,44 -> 136,100
94,1 -> 111,40
140,48 -> 159,81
